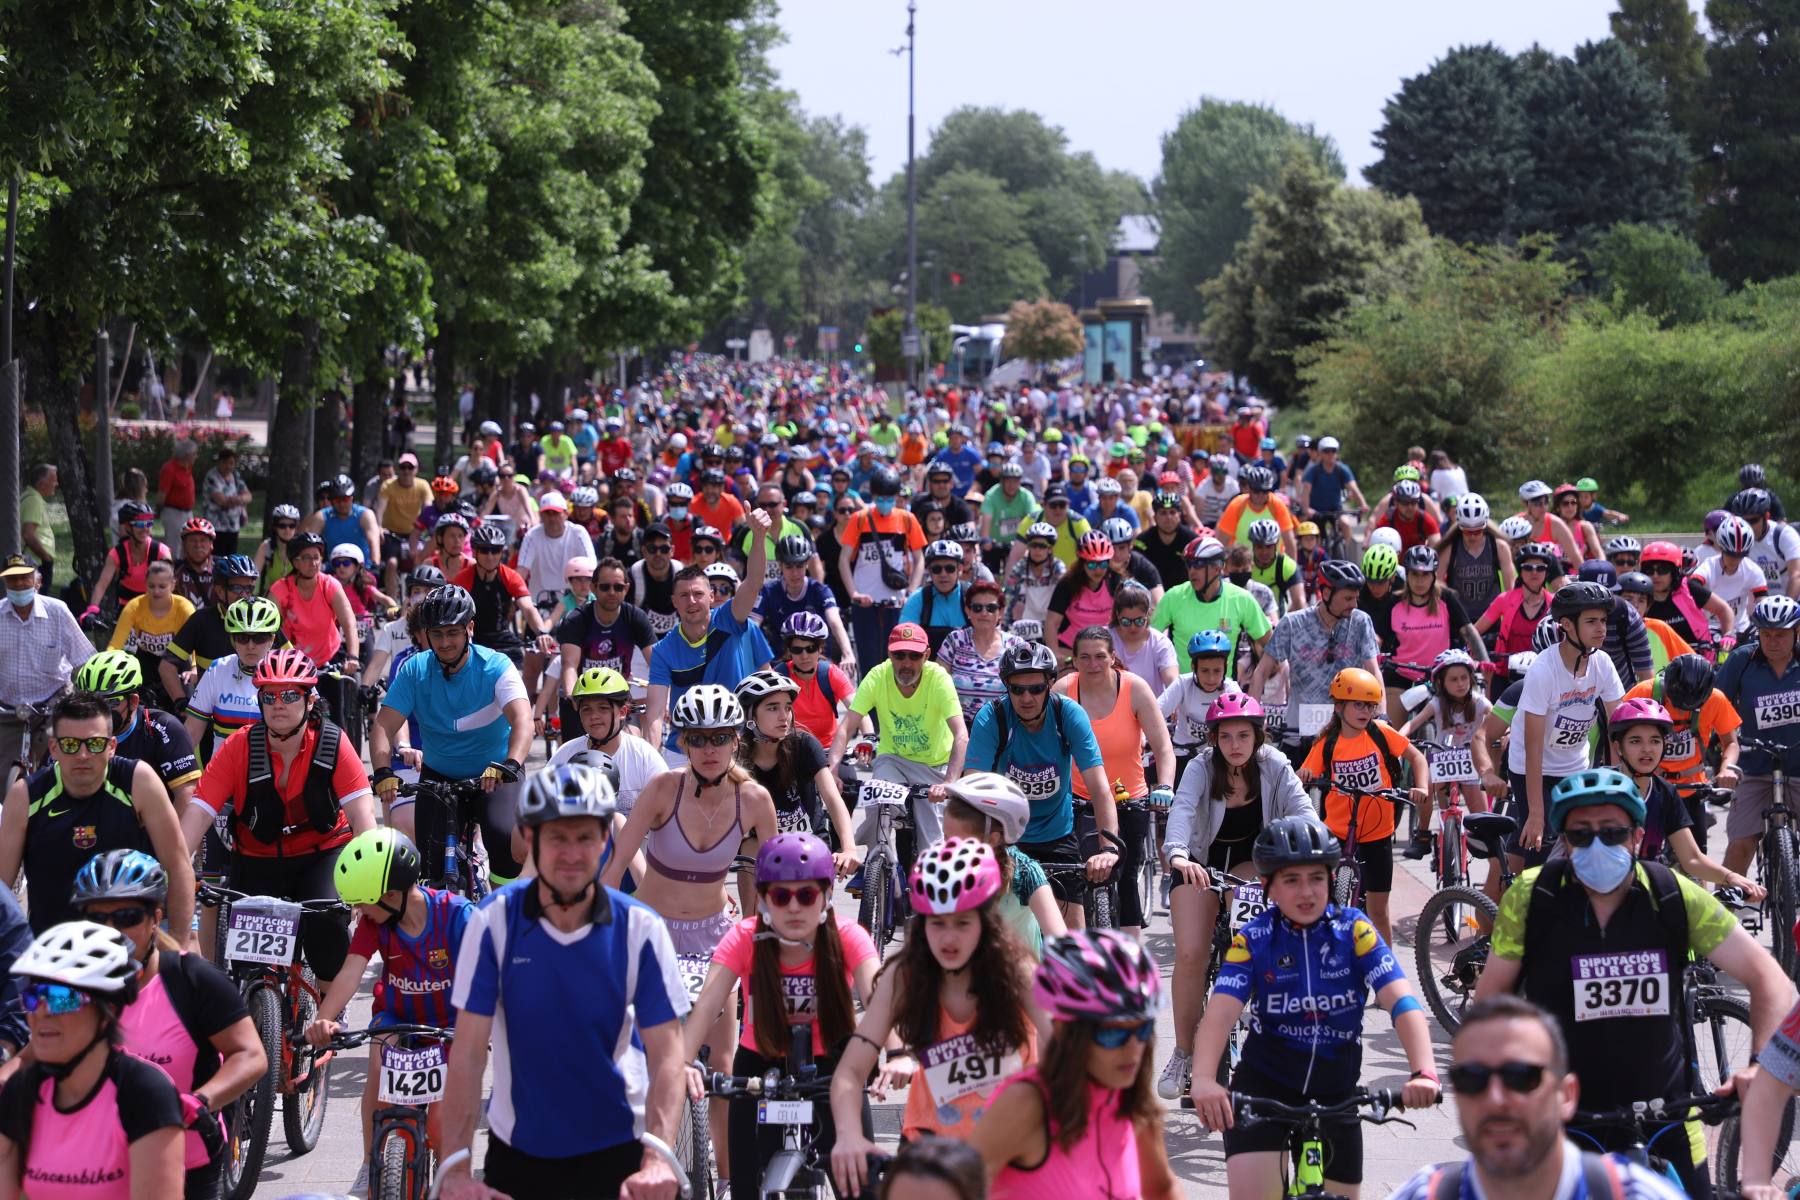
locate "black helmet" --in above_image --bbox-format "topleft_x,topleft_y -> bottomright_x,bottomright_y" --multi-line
469,464 -> 498,486
1662,653 -> 1715,712
998,641 -> 1058,681
870,468 -> 902,498
119,499 -> 155,523
1740,463 -> 1768,488
1252,816 -> 1342,876
290,530 -> 325,556
1402,544 -> 1438,574
416,584 -> 476,629
406,564 -> 447,592
1576,560 -> 1619,592
1729,488 -> 1773,520
1550,580 -> 1615,619
329,473 -> 356,498
1317,559 -> 1364,593
470,523 -> 508,551
776,535 -> 815,565
1616,570 -> 1653,597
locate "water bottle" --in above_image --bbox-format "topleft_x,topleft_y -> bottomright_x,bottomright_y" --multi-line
443,827 -> 459,883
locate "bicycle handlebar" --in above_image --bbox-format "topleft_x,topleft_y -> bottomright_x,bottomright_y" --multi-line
1202,871 -> 1258,896
292,1022 -> 454,1052
196,883 -> 352,915
704,1069 -> 836,1102
1572,1093 -> 1737,1131
1233,1086 -> 1438,1125
395,778 -> 487,800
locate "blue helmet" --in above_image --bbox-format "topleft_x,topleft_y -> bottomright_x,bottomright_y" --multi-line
1188,630 -> 1232,660
214,554 -> 256,581
72,849 -> 169,907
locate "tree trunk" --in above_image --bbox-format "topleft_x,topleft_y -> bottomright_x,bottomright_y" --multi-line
265,319 -> 319,527
350,369 -> 386,482
432,327 -> 458,467
314,387 -> 343,483
35,318 -> 107,587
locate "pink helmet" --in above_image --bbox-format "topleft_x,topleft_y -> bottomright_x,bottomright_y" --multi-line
1206,692 -> 1265,727
1034,929 -> 1162,1023
1609,696 -> 1674,735
909,837 -> 1002,915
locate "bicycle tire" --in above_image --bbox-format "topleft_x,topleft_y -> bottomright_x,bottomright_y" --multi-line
224,983 -> 282,1200
1440,810 -> 1463,891
373,1123 -> 416,1200
1332,862 -> 1358,909
858,854 -> 891,961
1717,1089 -> 1798,1194
1413,884 -> 1499,1037
1089,880 -> 1116,931
1691,992 -> 1756,1092
283,973 -> 331,1153
1768,824 -> 1800,981
688,1093 -> 715,1200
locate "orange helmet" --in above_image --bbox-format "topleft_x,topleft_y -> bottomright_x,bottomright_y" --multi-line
1329,667 -> 1384,704
430,474 -> 460,497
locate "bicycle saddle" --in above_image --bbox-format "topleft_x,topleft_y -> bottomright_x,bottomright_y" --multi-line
1462,812 -> 1518,861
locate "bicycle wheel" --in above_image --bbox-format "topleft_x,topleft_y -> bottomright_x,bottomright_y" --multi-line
1767,824 -> 1800,980
1413,885 -> 1498,1036
1332,861 -> 1358,909
373,1123 -> 416,1200
283,975 -> 331,1154
224,983 -> 282,1200
687,1093 -> 715,1200
1088,880 -> 1116,930
1691,992 -> 1756,1091
858,854 -> 890,962
1439,810 -> 1464,890
1717,1089 -> 1799,1195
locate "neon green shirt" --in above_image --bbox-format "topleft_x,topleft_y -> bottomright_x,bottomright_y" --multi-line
849,660 -> 961,767
1150,581 -> 1272,674
1490,863 -> 1738,961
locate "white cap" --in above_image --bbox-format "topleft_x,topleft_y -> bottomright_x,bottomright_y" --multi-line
539,493 -> 569,512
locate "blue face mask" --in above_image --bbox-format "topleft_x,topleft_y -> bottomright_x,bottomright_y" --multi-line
1569,838 -> 1633,893
874,497 -> 896,515
5,587 -> 35,608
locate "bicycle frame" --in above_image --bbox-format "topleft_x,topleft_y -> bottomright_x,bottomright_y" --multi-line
396,779 -> 490,900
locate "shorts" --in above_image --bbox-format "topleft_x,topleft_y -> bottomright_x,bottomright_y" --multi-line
408,765 -> 525,884
482,1135 -> 642,1200
1223,1061 -> 1363,1182
1017,831 -> 1083,904
1726,776 -> 1780,841
1350,837 -> 1393,895
1504,772 -> 1563,867
665,907 -> 736,958
380,530 -> 412,566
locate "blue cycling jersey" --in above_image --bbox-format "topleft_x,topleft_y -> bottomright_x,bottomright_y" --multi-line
1716,644 -> 1800,775
1213,903 -> 1406,1094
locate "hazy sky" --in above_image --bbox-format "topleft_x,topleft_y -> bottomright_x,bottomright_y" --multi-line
768,0 -> 1703,190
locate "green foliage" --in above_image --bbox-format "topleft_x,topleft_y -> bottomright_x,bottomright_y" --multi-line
1145,100 -> 1343,327
1367,41 -> 1692,251
1611,0 -> 1709,147
1699,0 -> 1800,283
866,305 -> 952,372
1585,223 -> 1723,325
1001,300 -> 1084,366
1201,152 -> 1432,404
915,170 -> 1049,324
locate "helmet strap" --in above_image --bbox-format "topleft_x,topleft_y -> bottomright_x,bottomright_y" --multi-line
39,1027 -> 108,1082
690,760 -> 732,789
375,889 -> 408,925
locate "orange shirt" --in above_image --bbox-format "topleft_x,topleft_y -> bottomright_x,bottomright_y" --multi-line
689,491 -> 745,535
1302,721 -> 1412,842
901,1001 -> 1037,1141
899,434 -> 929,467
1217,493 -> 1296,545
1622,679 -> 1741,780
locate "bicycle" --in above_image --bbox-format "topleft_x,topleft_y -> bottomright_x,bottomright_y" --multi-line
1040,820 -> 1128,931
1177,869 -> 1263,1109
1731,735 -> 1800,980
1412,810 -> 1516,1035
302,1022 -> 453,1200
1318,781 -> 1412,909
395,778 -> 492,901
674,958 -> 719,1200
0,699 -> 53,799
704,1022 -> 837,1200
844,775 -> 924,960
1230,1087 -> 1431,1199
200,882 -> 352,1200
1568,1093 -> 1738,1196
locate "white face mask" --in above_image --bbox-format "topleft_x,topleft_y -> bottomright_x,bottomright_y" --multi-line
5,587 -> 35,608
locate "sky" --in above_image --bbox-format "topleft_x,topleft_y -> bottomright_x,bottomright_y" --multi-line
768,0 -> 1703,191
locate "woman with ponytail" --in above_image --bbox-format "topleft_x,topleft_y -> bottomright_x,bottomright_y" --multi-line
736,670 -> 861,877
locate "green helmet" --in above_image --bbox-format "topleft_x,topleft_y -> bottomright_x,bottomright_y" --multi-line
1361,543 -> 1399,582
1392,464 -> 1422,484
224,596 -> 282,636
571,666 -> 631,700
333,829 -> 422,906
75,650 -> 142,699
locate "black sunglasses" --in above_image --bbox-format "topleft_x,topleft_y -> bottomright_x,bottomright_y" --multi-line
1448,1061 -> 1549,1096
1561,826 -> 1633,848
787,641 -> 821,654
82,907 -> 155,931
1007,682 -> 1048,696
967,602 -> 1001,614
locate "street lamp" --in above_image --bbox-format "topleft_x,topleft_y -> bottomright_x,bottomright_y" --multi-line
899,1 -> 919,393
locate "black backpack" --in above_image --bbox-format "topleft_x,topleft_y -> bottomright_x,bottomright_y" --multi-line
979,692 -> 1076,764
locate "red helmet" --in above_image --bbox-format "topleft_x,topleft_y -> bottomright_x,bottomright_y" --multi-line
1077,530 -> 1114,562
182,517 -> 216,540
1640,540 -> 1683,568
254,648 -> 318,691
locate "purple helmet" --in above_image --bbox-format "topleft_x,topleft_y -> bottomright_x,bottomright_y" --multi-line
1034,929 -> 1162,1023
1704,509 -> 1731,537
755,832 -> 833,885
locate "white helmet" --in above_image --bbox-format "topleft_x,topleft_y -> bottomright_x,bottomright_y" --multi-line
1498,516 -> 1533,541
736,668 -> 800,708
1455,493 -> 1490,530
329,543 -> 365,566
670,432 -> 689,451
1368,526 -> 1403,553
1507,651 -> 1539,675
1317,436 -> 1340,452
1246,518 -> 1282,547
944,772 -> 1031,844
703,562 -> 740,586
516,763 -> 617,829
479,420 -> 503,437
12,921 -> 137,998
570,487 -> 599,508
1518,480 -> 1553,502
671,684 -> 743,731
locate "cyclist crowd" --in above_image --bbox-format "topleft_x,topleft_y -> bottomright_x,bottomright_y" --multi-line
2,357 -> 1798,1198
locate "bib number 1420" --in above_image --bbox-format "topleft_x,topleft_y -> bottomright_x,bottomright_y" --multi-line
379,1043 -> 447,1105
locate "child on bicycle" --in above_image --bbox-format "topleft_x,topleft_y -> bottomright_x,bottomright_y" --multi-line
1299,667 -> 1428,945
828,839 -> 1043,1198
1158,630 -> 1242,769
1398,648 -> 1499,861
1191,816 -> 1441,1200
306,828 -> 472,1162
683,832 -> 880,1191
970,930 -> 1181,1200
938,772 -> 1065,956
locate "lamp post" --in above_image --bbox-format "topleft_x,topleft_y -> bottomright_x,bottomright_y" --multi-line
900,0 -> 919,394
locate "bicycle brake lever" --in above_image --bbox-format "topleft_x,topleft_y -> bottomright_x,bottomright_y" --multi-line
1364,1114 -> 1416,1131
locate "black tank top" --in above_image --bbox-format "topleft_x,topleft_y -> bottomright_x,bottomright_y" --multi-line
25,758 -> 149,933
1448,533 -> 1500,619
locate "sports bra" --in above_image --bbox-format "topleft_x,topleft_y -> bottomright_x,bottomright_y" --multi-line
644,774 -> 743,884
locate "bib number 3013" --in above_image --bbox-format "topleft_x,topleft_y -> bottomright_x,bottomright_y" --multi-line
379,1043 -> 447,1105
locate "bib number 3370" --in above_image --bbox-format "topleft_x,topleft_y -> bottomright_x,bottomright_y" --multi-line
1572,950 -> 1668,1022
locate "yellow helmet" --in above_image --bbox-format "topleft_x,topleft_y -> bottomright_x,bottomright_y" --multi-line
571,667 -> 630,700
1295,521 -> 1320,538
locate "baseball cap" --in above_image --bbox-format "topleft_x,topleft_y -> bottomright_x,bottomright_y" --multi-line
0,555 -> 35,581
888,623 -> 929,653
538,493 -> 569,512
398,453 -> 419,467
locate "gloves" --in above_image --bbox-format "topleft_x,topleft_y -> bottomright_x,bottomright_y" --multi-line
78,605 -> 100,629
182,1093 -> 224,1157
372,766 -> 400,801
1149,785 -> 1175,809
482,758 -> 523,785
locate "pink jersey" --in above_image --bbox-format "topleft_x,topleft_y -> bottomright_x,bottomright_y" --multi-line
118,972 -> 216,1169
710,917 -> 876,1055
991,1068 -> 1140,1200
1,1053 -> 183,1200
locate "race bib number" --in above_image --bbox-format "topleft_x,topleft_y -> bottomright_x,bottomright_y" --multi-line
860,778 -> 911,808
921,1033 -> 1021,1104
649,609 -> 678,637
1572,950 -> 1669,1021
758,1100 -> 813,1125
378,1042 -> 447,1105
1551,711 -> 1591,747
1262,703 -> 1287,730
1229,883 -> 1269,930
1428,745 -> 1478,785
676,953 -> 710,1004
1006,762 -> 1060,802
225,899 -> 301,966
1297,703 -> 1332,736
997,517 -> 1020,540
1011,619 -> 1044,641
1332,752 -> 1384,794
1757,690 -> 1800,730
782,974 -> 816,1018
1664,728 -> 1696,761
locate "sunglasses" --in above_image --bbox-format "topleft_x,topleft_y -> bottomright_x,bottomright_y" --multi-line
130,520 -> 156,530
710,583 -> 735,595
930,564 -> 960,575
1091,1020 -> 1156,1049
1645,563 -> 1676,574
476,547 -> 505,555
81,907 -> 154,931
968,602 -> 1001,614
1519,563 -> 1548,572
1007,682 -> 1048,696
890,650 -> 924,662
1561,826 -> 1634,848
1610,556 -> 1640,567
836,507 -> 858,516
1448,1061 -> 1548,1096
1046,500 -> 1068,509
330,559 -> 360,570
681,730 -> 736,749
259,689 -> 307,706
55,736 -> 111,756
20,983 -> 93,1016
766,885 -> 822,908
645,544 -> 672,555
225,582 -> 257,596
758,500 -> 783,510
231,632 -> 275,645
788,641 -> 821,654
596,583 -> 628,593
1117,616 -> 1147,627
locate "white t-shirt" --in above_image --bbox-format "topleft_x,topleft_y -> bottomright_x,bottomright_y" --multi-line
546,730 -> 665,815
1507,648 -> 1625,777
1114,628 -> 1177,691
1750,522 -> 1800,587
1195,476 -> 1240,527
1157,675 -> 1243,748
1695,555 -> 1770,633
516,523 -> 597,591
370,615 -> 412,669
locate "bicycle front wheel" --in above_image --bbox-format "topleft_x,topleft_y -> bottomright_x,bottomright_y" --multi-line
858,854 -> 891,962
223,983 -> 282,1200
283,972 -> 331,1153
373,1123 -> 417,1200
1413,885 -> 1499,1037
1088,881 -> 1116,930
1766,823 -> 1800,980
1717,1086 -> 1799,1196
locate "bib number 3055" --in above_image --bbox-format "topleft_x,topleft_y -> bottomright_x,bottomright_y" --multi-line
225,899 -> 301,967
378,1043 -> 447,1105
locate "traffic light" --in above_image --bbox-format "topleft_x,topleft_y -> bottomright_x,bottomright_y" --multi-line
853,341 -> 864,354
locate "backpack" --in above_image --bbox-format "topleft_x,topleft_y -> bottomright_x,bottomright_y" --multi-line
980,692 -> 1076,764
1316,721 -> 1404,797
1522,857 -> 1689,976
1429,1152 -> 1624,1200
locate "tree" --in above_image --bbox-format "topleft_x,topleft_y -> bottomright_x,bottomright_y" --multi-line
866,304 -> 951,372
917,170 -> 1048,323
1611,0 -> 1709,147
1203,153 -> 1433,404
1699,0 -> 1800,283
1002,300 -> 1084,367
1586,222 -> 1723,325
1145,100 -> 1343,326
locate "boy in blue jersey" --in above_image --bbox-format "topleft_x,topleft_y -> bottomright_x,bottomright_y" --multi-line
1190,815 -> 1440,1200
307,828 -> 472,1163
